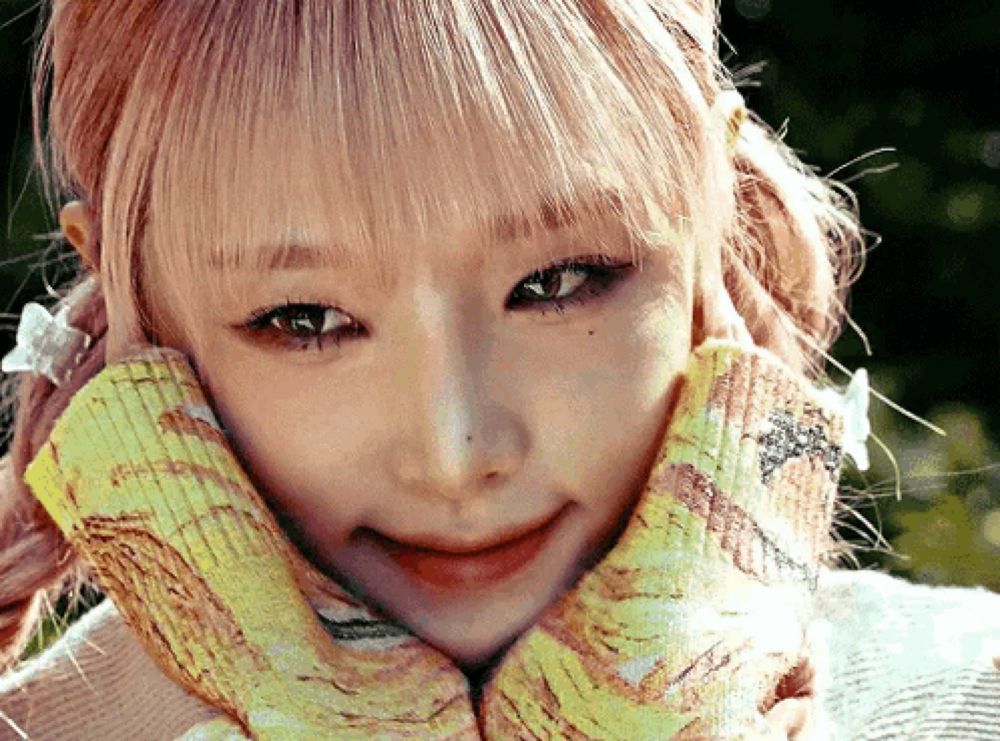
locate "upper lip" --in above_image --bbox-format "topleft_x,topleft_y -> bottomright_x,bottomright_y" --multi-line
368,505 -> 566,555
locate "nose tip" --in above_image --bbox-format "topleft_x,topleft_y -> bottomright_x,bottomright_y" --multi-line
388,282 -> 527,506
394,429 -> 521,506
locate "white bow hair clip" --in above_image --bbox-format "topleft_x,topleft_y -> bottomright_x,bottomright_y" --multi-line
1,301 -> 93,388
815,368 -> 872,472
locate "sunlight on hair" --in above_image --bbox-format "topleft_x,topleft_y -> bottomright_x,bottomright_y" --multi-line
7,0 -> 903,685
41,1 -> 738,358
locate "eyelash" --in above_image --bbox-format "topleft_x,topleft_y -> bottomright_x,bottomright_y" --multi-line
241,253 -> 635,352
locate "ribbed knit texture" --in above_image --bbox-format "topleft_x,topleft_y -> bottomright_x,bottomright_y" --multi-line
20,347 -> 477,740
0,597 -> 221,740
815,568 -> 1000,740
6,339 -> 995,738
479,342 -> 843,739
3,568 -> 997,740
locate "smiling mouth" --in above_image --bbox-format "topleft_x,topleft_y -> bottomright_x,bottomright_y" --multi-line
357,506 -> 569,591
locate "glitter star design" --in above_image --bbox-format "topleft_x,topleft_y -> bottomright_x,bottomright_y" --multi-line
757,408 -> 842,484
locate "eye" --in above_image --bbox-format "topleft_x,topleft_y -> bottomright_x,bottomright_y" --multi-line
507,254 -> 635,315
239,254 -> 634,353
242,298 -> 364,352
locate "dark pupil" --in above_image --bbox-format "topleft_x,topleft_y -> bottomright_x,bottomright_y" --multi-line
521,270 -> 561,300
285,308 -> 324,335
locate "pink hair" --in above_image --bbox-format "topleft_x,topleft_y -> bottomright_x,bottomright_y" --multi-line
1,0 -> 864,671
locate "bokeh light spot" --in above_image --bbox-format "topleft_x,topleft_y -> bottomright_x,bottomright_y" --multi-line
981,132 -> 1000,169
983,510 -> 1000,549
945,190 -> 984,230
735,0 -> 772,20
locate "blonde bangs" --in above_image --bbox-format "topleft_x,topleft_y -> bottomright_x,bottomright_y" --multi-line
90,1 -> 726,350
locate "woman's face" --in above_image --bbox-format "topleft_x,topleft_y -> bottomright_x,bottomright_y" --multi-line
159,196 -> 696,671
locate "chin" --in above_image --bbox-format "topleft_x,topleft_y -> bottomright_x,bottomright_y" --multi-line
417,552 -> 592,672
448,637 -> 520,697
414,615 -> 523,672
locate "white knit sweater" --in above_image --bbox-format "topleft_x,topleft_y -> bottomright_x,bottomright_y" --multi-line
1,567 -> 998,740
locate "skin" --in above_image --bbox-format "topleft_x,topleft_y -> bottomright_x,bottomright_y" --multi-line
59,198 -> 815,738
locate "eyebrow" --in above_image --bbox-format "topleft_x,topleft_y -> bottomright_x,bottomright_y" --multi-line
211,188 -> 624,271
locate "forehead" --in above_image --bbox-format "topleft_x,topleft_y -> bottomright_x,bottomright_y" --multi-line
208,186 -> 630,273
142,0 -> 709,326
146,88 -> 696,322
133,1 -> 719,363
155,134 -> 688,317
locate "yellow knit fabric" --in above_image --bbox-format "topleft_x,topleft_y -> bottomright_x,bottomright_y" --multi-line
23,339 -> 844,739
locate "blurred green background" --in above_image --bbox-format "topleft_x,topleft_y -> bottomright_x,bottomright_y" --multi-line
1,0 -> 997,656
721,0 -> 999,590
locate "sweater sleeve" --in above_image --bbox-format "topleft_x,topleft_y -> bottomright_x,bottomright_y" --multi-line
0,598 -> 221,740
15,346 -> 477,739
813,566 -> 1000,740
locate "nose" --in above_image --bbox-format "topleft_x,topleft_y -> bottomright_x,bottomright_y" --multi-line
389,282 -> 527,507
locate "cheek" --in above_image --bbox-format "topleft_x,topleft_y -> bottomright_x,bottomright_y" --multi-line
198,366 -> 372,547
533,297 -> 692,524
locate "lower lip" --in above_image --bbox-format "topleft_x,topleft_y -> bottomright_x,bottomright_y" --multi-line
365,509 -> 566,591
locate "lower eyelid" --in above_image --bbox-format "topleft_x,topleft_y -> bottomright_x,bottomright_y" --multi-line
238,260 -> 634,351
510,263 -> 634,311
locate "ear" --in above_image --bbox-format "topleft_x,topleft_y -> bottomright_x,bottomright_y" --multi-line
691,242 -> 754,348
59,200 -> 98,271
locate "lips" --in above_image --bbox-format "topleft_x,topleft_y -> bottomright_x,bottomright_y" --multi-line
359,506 -> 567,591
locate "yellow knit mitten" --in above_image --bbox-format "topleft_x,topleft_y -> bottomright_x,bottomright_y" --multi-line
480,339 -> 843,739
24,340 -> 845,739
24,347 -> 479,740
